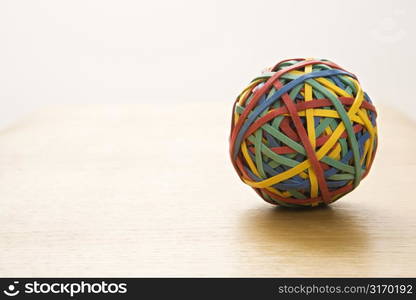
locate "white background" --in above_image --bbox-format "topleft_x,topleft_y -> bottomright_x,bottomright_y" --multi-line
0,0 -> 414,128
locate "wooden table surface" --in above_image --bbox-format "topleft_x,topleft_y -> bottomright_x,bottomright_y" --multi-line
0,102 -> 414,277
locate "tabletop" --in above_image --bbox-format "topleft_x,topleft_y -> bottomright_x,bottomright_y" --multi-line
0,101 -> 414,277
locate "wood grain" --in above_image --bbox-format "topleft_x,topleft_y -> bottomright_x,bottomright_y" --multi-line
0,102 -> 414,277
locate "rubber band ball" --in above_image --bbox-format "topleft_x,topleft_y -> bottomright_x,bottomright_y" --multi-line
229,58 -> 378,207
